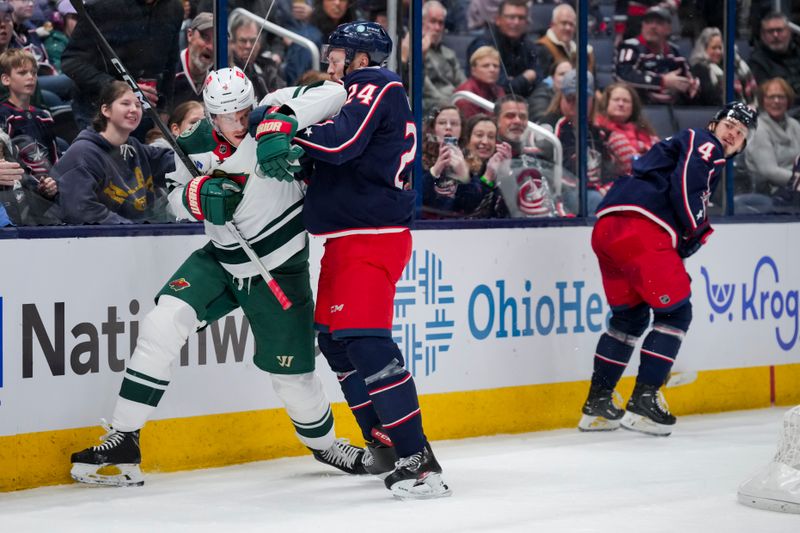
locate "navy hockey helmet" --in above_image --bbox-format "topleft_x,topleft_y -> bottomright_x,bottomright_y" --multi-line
709,101 -> 758,154
712,101 -> 758,131
323,21 -> 392,67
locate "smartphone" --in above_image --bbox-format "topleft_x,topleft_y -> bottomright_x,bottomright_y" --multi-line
442,136 -> 457,146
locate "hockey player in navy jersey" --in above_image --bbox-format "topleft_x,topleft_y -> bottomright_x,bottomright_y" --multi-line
250,21 -> 451,500
578,102 -> 757,436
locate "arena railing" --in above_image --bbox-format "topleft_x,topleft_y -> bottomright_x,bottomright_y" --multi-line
231,8 -> 320,73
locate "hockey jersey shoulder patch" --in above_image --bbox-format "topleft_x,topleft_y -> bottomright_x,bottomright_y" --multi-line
176,118 -> 217,155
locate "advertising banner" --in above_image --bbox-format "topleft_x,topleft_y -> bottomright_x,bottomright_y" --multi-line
2,223 -> 798,436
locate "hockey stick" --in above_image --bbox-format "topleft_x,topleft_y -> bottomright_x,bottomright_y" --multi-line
69,0 -> 292,310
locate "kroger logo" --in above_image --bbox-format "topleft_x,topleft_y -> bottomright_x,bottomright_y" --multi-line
700,256 -> 799,351
393,250 -> 455,377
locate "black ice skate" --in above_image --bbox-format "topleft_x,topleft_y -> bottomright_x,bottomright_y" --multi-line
621,382 -> 676,436
311,438 -> 368,475
70,422 -> 143,487
384,442 -> 452,500
578,384 -> 625,432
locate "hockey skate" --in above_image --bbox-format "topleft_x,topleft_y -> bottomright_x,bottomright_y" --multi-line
621,382 -> 676,436
70,422 -> 144,487
384,442 -> 452,500
362,426 -> 397,477
578,384 -> 625,431
311,438 -> 368,475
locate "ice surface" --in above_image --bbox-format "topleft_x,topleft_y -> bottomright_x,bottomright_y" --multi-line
2,408 -> 798,532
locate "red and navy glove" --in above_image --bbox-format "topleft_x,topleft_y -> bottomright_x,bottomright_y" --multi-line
678,224 -> 714,259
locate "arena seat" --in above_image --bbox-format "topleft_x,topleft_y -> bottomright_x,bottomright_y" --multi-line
672,106 -> 717,132
643,105 -> 678,139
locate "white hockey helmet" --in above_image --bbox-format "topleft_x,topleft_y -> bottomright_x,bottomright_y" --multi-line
202,66 -> 255,115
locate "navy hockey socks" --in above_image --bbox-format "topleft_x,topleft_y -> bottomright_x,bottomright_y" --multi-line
346,337 -> 426,458
591,329 -> 637,391
637,322 -> 685,386
318,333 -> 380,440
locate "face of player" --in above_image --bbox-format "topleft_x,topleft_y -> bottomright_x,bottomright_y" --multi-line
433,108 -> 461,141
187,28 -> 214,73
170,105 -> 205,137
606,86 -> 633,123
102,89 -> 143,134
213,108 -> 250,147
706,35 -> 723,65
551,7 -> 576,44
497,101 -> 528,143
468,119 -> 497,161
471,55 -> 500,85
712,118 -> 747,157
325,48 -> 347,81
423,4 -> 446,45
762,81 -> 790,121
1,62 -> 36,99
231,23 -> 260,64
495,4 -> 528,40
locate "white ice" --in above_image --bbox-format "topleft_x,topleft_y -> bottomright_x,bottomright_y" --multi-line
2,408 -> 797,533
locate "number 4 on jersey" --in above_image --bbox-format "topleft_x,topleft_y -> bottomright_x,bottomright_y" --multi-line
697,141 -> 716,162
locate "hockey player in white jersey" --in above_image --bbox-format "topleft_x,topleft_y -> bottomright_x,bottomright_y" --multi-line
70,67 -> 366,487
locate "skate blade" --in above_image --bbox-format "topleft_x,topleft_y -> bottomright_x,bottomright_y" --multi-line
70,463 -> 144,487
620,412 -> 673,436
737,492 -> 800,514
390,473 -> 453,500
578,414 -> 622,432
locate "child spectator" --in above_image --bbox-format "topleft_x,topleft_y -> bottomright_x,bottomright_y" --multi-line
53,81 -> 175,224
0,48 -> 59,186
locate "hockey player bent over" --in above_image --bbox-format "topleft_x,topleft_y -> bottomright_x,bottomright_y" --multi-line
250,22 -> 451,499
578,102 -> 757,436
71,67 -> 366,487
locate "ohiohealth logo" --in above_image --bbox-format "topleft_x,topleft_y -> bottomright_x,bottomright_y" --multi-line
393,250 -> 455,377
701,256 -> 799,351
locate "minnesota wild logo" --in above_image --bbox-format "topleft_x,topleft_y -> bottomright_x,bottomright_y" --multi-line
168,278 -> 191,291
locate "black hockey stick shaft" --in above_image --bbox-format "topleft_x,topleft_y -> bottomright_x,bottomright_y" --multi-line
69,0 -> 293,310
68,0 -> 199,178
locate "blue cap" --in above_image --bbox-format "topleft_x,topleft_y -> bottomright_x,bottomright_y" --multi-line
561,69 -> 594,97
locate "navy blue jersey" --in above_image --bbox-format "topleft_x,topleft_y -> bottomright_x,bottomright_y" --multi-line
0,101 -> 59,169
615,35 -> 694,104
294,67 -> 417,237
596,128 -> 726,248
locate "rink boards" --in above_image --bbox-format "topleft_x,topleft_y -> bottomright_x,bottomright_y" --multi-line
2,223 -> 799,490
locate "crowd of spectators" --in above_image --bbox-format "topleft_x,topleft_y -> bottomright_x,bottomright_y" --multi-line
2,0 -> 800,227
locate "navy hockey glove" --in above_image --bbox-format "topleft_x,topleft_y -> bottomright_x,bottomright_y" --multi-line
252,112 -> 304,182
183,176 -> 243,225
677,225 -> 714,259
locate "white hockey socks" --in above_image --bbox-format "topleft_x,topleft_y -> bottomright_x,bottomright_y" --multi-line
270,372 -> 336,451
112,296 -> 198,432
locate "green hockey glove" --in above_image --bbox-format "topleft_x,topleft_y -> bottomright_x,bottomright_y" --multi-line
253,113 -> 303,181
183,176 -> 243,225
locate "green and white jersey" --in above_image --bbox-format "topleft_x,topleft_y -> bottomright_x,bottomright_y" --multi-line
166,80 -> 346,279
